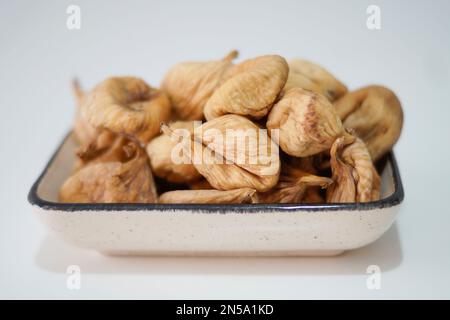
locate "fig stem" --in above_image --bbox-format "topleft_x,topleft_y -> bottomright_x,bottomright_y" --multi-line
223,50 -> 239,61
72,77 -> 84,105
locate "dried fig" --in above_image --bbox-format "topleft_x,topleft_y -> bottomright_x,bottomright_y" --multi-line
81,77 -> 171,144
326,136 -> 381,203
146,121 -> 202,184
161,50 -> 238,120
71,79 -> 105,146
259,164 -> 332,203
161,114 -> 280,192
159,188 -> 258,204
333,85 -> 403,161
75,135 -> 129,170
267,88 -> 348,157
204,55 -> 289,120
284,59 -> 348,101
284,155 -> 329,203
59,142 -> 157,203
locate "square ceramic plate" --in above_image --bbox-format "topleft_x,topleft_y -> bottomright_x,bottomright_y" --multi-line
28,133 -> 404,256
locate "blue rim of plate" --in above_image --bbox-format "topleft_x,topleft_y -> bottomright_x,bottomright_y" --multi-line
28,132 -> 404,213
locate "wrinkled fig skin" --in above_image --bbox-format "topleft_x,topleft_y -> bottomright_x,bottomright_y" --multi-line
284,59 -> 348,101
267,88 -> 347,157
326,136 -> 380,203
146,121 -> 202,184
370,166 -> 381,201
161,115 -> 280,192
333,85 -> 403,161
60,144 -> 158,203
204,55 -> 289,120
159,188 -> 258,204
75,134 -> 129,170
259,165 -> 332,203
341,137 -> 380,202
82,77 -> 171,144
71,79 -> 119,168
161,51 -> 238,120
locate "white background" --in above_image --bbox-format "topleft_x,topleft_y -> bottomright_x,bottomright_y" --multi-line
1,0 -> 450,299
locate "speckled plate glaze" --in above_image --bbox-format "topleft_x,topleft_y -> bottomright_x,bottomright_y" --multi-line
28,133 -> 404,256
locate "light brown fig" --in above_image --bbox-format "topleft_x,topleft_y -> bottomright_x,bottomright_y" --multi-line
74,135 -> 130,170
340,137 -> 381,202
146,121 -> 202,184
333,85 -> 403,161
161,114 -> 280,192
81,77 -> 171,144
159,188 -> 258,204
71,79 -> 109,147
284,59 -> 348,101
267,88 -> 349,157
326,136 -> 381,203
59,142 -> 157,203
161,50 -> 238,120
204,55 -> 289,120
259,164 -> 332,203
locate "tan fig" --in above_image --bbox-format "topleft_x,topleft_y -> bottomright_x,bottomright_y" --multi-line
71,79 -> 118,171
259,164 -> 332,203
159,188 -> 258,204
81,77 -> 171,144
74,135 -> 130,170
146,121 -> 202,184
72,79 -> 96,145
284,59 -> 348,101
59,143 -> 157,203
267,88 -> 348,157
161,50 -> 238,120
341,137 -> 381,202
161,114 -> 280,192
333,85 -> 403,161
326,136 -> 381,203
204,55 -> 289,120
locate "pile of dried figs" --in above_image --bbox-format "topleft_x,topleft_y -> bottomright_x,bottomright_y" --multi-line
59,51 -> 403,204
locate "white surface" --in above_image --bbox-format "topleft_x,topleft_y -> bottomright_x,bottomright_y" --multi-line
0,0 -> 449,299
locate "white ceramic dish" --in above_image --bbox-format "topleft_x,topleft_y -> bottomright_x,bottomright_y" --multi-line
28,133 -> 404,256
